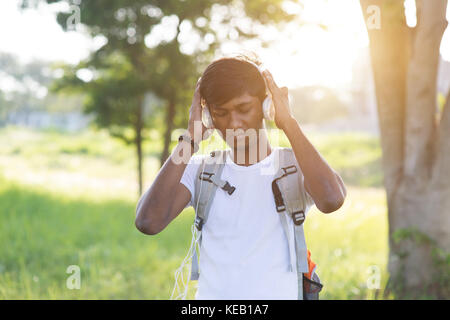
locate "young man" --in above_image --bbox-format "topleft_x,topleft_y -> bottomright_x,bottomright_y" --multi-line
135,54 -> 347,299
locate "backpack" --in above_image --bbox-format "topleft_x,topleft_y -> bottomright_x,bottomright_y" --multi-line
189,147 -> 323,300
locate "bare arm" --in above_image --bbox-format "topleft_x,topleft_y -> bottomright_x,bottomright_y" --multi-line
262,69 -> 346,213
135,143 -> 193,235
135,77 -> 210,235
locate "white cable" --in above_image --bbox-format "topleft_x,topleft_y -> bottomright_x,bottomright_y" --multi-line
170,156 -> 208,300
170,224 -> 201,299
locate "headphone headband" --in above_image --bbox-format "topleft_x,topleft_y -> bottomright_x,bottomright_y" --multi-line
227,53 -> 266,75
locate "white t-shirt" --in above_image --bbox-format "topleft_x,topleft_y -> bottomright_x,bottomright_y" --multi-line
180,146 -> 315,300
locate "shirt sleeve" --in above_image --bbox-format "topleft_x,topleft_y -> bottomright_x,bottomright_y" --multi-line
179,154 -> 206,209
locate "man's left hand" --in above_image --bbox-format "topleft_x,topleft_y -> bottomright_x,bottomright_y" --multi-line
262,70 -> 295,131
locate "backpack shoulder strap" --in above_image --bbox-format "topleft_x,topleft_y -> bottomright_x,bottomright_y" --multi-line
190,149 -> 232,281
193,149 -> 233,230
275,147 -> 308,224
273,147 -> 310,299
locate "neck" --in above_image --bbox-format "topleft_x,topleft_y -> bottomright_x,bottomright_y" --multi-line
230,130 -> 272,166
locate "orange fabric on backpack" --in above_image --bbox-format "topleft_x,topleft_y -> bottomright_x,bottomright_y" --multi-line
303,250 -> 316,280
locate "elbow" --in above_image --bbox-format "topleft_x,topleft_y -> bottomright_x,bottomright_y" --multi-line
318,194 -> 346,214
318,175 -> 347,214
135,211 -> 161,235
135,218 -> 160,235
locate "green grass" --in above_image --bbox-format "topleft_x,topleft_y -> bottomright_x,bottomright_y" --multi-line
0,177 -> 196,299
0,125 -> 389,299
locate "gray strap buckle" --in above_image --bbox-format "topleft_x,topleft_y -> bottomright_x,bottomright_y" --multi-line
195,216 -> 204,231
199,172 -> 235,195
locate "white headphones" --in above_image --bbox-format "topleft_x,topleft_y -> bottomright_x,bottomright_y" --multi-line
201,61 -> 275,129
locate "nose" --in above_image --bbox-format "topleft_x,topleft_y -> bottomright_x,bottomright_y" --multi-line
229,110 -> 244,132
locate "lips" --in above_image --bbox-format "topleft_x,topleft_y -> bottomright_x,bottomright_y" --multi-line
233,129 -> 248,138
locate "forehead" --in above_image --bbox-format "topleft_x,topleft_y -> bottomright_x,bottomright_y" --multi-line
215,92 -> 257,110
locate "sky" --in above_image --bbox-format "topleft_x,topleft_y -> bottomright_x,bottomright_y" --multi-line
0,0 -> 449,90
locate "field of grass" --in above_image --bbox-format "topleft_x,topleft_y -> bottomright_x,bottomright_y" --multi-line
0,125 -> 389,299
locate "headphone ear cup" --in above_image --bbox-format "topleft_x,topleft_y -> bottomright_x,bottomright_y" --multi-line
262,96 -> 275,121
202,106 -> 215,129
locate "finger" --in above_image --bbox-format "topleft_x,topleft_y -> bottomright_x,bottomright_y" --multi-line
193,80 -> 202,98
263,70 -> 278,92
195,77 -> 202,91
264,70 -> 277,87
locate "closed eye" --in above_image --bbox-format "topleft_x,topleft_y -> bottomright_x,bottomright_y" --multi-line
239,106 -> 251,114
214,110 -> 227,117
213,103 -> 252,117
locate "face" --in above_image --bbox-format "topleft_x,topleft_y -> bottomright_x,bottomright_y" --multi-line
209,92 -> 265,150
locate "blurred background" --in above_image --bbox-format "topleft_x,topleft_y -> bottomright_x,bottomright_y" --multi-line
0,0 -> 449,299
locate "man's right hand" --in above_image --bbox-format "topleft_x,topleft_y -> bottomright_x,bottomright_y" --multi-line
187,77 -> 212,141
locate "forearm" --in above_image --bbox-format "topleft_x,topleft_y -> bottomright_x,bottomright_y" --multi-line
282,117 -> 346,213
135,142 -> 193,231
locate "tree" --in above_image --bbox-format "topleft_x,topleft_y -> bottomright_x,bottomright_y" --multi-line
0,53 -> 55,125
360,0 -> 449,298
22,0 -> 299,195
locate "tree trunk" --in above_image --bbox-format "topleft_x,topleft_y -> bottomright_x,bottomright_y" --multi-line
159,99 -> 176,166
135,101 -> 144,196
360,0 -> 449,298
